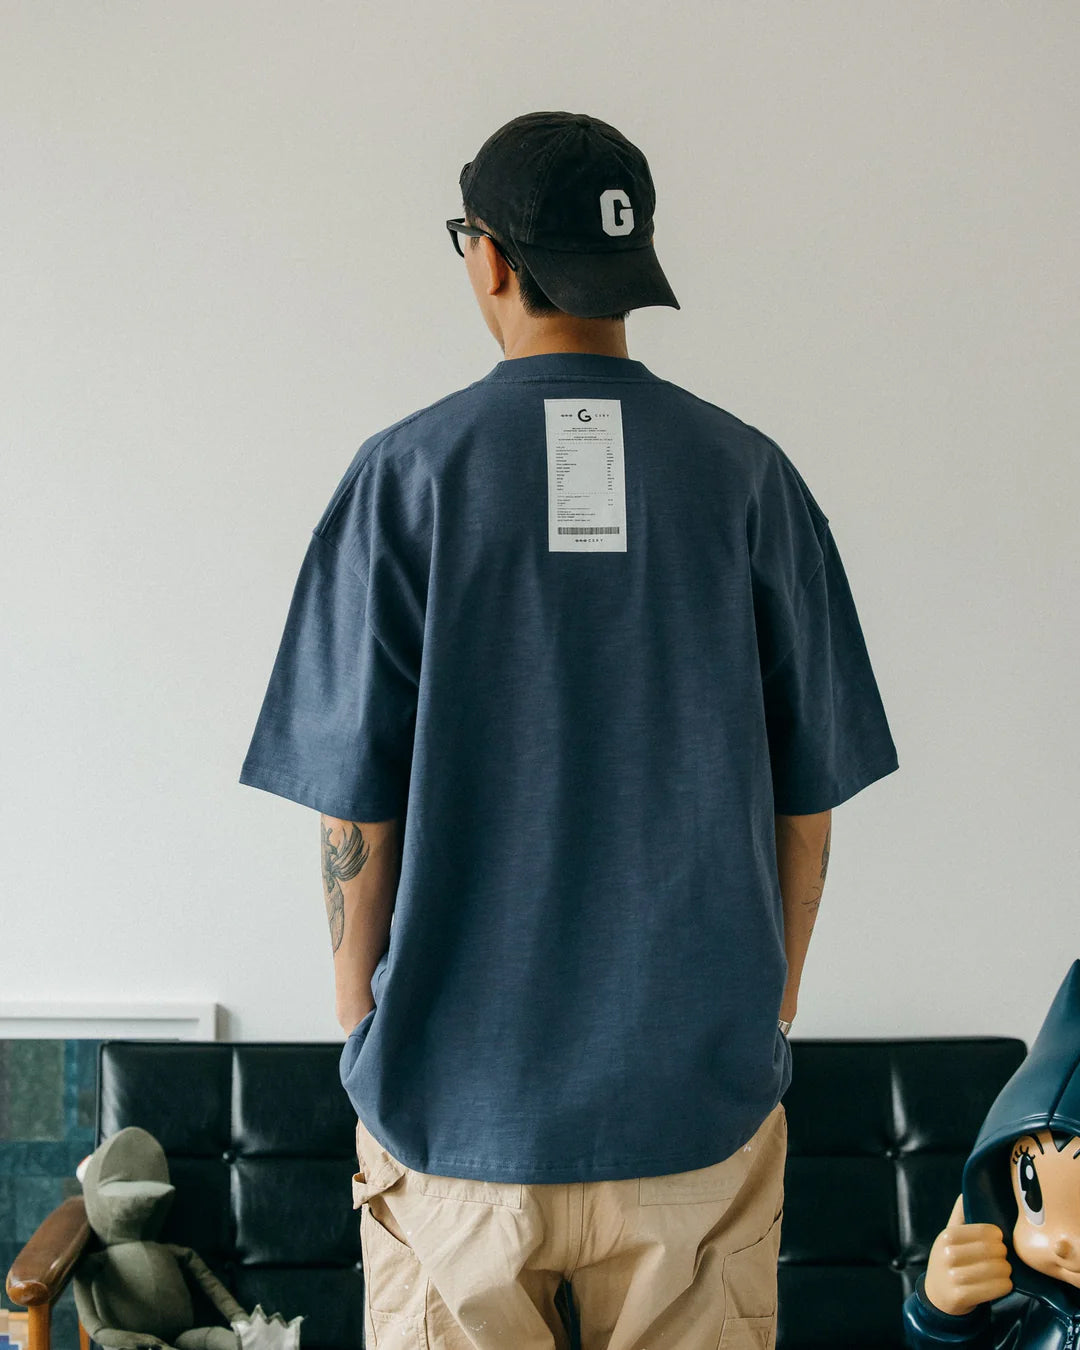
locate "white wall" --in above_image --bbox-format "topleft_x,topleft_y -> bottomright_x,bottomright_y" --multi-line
4,1 -> 1077,1045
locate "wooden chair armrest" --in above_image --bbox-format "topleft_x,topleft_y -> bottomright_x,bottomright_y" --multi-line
6,1195 -> 90,1306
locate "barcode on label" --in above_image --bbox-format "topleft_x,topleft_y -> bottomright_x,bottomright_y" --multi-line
557,526 -> 622,535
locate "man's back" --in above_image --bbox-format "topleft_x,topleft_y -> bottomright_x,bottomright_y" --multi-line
239,350 -> 898,1183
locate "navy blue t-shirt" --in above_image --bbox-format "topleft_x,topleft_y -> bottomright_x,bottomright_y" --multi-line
239,351 -> 899,1182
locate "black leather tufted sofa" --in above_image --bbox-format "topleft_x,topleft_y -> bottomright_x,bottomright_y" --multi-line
778,1037 -> 1025,1346
7,1035 -> 1026,1350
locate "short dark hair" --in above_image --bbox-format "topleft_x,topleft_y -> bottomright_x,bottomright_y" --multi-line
463,207 -> 630,323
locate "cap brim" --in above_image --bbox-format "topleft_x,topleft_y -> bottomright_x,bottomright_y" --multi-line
512,239 -> 680,318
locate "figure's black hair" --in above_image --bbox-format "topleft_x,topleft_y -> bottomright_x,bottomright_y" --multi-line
1049,1127 -> 1080,1154
462,206 -> 630,324
1011,1128 -> 1079,1156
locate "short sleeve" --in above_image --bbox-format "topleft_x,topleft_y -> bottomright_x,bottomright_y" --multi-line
760,523 -> 899,814
238,529 -> 417,820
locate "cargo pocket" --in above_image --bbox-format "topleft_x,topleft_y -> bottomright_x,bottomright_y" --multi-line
353,1118 -> 428,1347
360,1204 -> 428,1347
717,1211 -> 782,1349
717,1316 -> 774,1350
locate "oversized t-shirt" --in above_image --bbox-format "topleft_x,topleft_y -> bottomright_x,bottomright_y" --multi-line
239,350 -> 899,1183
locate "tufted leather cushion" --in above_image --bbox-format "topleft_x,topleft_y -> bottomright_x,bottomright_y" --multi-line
778,1037 -> 1026,1348
97,1043 -> 364,1350
97,1035 -> 1026,1350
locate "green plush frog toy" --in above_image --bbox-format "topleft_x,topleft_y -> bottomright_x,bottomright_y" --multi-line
72,1126 -> 247,1350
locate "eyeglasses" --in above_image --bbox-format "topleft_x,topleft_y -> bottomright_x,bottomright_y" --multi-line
446,218 -> 519,271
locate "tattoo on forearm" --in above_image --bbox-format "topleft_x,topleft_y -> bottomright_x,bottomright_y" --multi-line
801,828 -> 832,927
320,822 -> 370,954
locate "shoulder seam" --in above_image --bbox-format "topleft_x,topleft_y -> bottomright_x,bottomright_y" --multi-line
649,379 -> 748,423
313,438 -> 383,540
308,526 -> 366,585
372,383 -> 480,439
316,385 -> 478,535
753,428 -> 832,531
650,386 -> 832,525
760,553 -> 827,682
306,529 -> 397,664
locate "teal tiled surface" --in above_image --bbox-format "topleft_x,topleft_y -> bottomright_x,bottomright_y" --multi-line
5,1043 -> 64,1140
0,1038 -> 100,1348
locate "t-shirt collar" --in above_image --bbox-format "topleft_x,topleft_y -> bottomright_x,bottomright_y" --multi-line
480,352 -> 658,382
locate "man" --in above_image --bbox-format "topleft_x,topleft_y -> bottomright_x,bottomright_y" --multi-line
239,110 -> 899,1350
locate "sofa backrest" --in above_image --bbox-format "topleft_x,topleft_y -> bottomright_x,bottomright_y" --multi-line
97,1042 -> 363,1350
779,1036 -> 1026,1348
96,1035 -> 1027,1350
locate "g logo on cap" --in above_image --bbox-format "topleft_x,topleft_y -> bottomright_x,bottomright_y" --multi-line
599,189 -> 635,237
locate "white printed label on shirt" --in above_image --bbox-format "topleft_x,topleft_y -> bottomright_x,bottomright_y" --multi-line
544,399 -> 627,553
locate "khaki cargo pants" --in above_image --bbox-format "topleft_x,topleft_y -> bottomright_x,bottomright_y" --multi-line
351,1101 -> 787,1350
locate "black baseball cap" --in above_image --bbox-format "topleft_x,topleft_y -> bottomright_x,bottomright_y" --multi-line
459,111 -> 680,319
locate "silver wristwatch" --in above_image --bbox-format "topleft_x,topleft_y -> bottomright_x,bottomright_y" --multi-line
778,1018 -> 793,1037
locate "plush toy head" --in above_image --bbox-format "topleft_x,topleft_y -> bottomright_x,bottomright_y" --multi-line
75,1126 -> 253,1350
81,1126 -> 176,1243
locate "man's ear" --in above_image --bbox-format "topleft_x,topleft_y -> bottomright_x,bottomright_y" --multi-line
478,235 -> 507,290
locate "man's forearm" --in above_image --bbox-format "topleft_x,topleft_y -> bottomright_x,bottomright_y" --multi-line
774,809 -> 832,1024
320,815 -> 401,1035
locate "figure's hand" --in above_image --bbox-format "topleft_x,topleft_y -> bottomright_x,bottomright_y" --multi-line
923,1194 -> 1014,1316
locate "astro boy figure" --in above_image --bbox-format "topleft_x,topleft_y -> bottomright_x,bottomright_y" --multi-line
903,959 -> 1080,1349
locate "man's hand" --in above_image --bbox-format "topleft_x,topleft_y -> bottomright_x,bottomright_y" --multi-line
923,1194 -> 1013,1316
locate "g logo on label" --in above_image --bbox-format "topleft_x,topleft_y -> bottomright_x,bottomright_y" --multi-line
577,408 -> 592,422
599,189 -> 635,237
